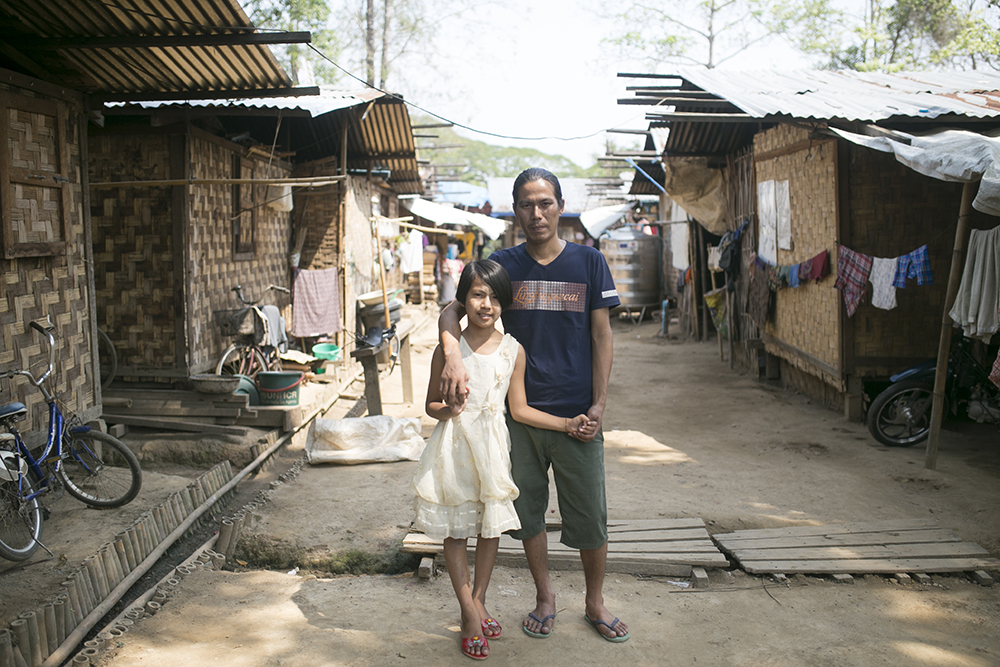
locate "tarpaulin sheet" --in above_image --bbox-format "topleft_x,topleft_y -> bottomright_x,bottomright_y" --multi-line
830,127 -> 1000,216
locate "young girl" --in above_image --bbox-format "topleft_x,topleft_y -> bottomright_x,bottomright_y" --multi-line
412,259 -> 594,660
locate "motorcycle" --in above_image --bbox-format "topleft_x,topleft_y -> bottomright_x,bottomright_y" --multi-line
866,334 -> 1000,446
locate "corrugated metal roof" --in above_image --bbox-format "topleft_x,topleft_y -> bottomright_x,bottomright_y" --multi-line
0,0 -> 292,97
109,89 -> 423,194
621,68 -> 1000,159
675,68 -> 1000,121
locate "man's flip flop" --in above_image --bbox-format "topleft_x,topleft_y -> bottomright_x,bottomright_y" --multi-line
461,635 -> 489,660
522,612 -> 556,638
584,614 -> 630,643
482,617 -> 501,638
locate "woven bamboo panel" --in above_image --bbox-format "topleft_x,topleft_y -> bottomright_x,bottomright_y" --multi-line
8,106 -> 63,244
292,157 -> 341,270
0,87 -> 94,434
846,145 -> 958,377
187,135 -> 291,373
88,132 -> 177,378
754,125 -> 841,385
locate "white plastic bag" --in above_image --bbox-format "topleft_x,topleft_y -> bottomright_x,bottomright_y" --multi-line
307,415 -> 425,465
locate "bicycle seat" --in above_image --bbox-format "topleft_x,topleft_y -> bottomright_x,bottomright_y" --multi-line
0,402 -> 26,421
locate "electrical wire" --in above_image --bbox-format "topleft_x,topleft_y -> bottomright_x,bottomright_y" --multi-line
306,43 -> 657,145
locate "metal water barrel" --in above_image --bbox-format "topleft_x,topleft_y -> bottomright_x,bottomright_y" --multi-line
600,228 -> 660,307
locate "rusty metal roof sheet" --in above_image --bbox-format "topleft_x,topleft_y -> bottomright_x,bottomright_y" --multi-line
0,0 -> 293,98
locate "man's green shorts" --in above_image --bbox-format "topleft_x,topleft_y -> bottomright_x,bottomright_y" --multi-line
505,415 -> 608,551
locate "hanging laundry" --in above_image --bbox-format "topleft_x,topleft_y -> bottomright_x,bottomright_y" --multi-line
766,264 -> 784,291
892,244 -> 933,288
291,267 -> 342,337
748,262 -> 772,328
868,257 -> 899,310
788,263 -> 801,288
949,227 -> 1000,342
834,245 -> 873,317
807,249 -> 830,282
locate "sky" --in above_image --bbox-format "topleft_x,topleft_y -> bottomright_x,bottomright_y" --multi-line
378,0 -> 840,167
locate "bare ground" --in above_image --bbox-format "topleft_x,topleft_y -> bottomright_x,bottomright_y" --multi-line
13,309 -> 1000,666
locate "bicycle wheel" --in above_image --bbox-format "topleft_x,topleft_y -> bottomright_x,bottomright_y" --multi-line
97,328 -> 117,390
0,469 -> 44,561
216,344 -> 267,378
58,429 -> 142,508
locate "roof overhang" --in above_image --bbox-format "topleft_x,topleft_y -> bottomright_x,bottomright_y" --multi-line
0,0 -> 310,100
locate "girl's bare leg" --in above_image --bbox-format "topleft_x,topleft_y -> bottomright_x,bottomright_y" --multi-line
472,537 -> 500,636
444,537 -> 488,658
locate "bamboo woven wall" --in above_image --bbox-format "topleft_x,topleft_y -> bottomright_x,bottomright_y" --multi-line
0,84 -> 96,435
845,144 -> 957,378
292,157 -> 341,270
89,132 -> 177,377
187,131 -> 292,374
754,125 -> 842,388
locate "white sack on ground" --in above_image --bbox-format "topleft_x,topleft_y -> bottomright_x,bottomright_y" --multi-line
308,415 -> 425,465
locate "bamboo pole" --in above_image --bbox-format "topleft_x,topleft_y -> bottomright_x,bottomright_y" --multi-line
926,180 -> 977,469
90,175 -> 347,188
0,629 -> 14,667
10,621 -> 31,667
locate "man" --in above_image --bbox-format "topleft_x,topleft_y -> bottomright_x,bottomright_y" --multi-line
438,167 -> 629,642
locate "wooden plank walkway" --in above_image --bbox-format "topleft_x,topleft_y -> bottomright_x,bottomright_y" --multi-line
713,519 -> 1000,575
401,518 -> 730,577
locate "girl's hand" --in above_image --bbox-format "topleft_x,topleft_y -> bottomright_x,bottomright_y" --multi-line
566,415 -> 597,436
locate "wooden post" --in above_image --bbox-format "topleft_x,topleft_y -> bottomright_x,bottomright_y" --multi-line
926,180 -> 977,469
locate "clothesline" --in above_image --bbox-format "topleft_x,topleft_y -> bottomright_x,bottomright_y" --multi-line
834,244 -> 933,317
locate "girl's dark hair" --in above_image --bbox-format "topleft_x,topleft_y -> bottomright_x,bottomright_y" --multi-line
512,167 -> 563,205
456,259 -> 513,311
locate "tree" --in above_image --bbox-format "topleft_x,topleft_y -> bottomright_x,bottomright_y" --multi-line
245,0 -> 342,85
341,0 -> 487,91
412,120 -> 604,187
601,0 -> 797,69
789,0 -> 1000,71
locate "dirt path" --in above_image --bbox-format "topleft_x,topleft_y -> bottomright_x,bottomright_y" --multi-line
101,314 -> 1000,667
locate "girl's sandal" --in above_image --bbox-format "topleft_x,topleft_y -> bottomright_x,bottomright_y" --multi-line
482,617 -> 502,638
462,635 -> 489,660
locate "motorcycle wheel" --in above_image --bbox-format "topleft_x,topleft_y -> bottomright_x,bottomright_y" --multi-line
866,379 -> 941,447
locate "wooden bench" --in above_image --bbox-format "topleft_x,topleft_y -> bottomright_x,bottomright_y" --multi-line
349,318 -> 415,416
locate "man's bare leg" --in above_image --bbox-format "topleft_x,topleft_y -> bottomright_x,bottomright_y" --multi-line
521,529 -> 557,636
581,543 -> 629,639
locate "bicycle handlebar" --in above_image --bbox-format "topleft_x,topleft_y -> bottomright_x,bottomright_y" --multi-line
2,318 -> 56,392
231,284 -> 291,305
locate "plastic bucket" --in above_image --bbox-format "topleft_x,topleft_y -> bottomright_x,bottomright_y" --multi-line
311,343 -> 341,375
257,371 -> 303,406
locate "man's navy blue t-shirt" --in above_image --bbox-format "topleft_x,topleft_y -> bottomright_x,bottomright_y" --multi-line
489,242 -> 620,418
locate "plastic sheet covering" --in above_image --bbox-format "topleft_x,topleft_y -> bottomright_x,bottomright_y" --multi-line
662,158 -> 728,234
830,127 -> 1000,216
307,415 -> 426,465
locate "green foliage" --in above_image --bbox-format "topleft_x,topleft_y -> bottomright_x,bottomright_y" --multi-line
600,0 -> 790,68
245,0 -> 344,85
789,0 -> 1000,71
413,118 -> 607,186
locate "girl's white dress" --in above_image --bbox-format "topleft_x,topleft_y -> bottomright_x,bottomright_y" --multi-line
411,333 -> 521,540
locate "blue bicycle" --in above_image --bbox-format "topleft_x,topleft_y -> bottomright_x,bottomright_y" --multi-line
0,318 -> 142,561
